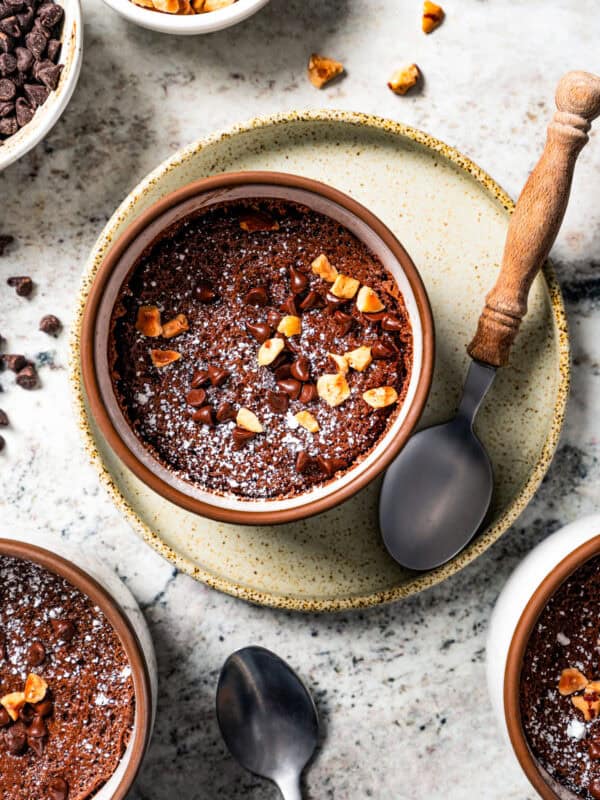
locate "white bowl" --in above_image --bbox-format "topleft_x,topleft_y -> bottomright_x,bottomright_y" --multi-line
101,0 -> 271,35
0,0 -> 83,173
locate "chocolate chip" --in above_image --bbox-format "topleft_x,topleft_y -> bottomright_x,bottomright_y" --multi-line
295,451 -> 313,474
0,33 -> 12,54
19,703 -> 34,723
276,378 -> 301,400
0,434 -> 4,452
195,280 -> 217,303
39,313 -> 61,336
273,362 -> 292,380
27,714 -> 47,738
0,113 -> 16,134
591,779 -> 600,800
48,776 -> 69,800
23,81 -> 48,107
16,7 -> 34,34
246,321 -> 271,343
316,455 -> 345,478
33,698 -> 53,717
27,732 -> 46,756
299,382 -> 317,404
289,266 -> 308,294
46,38 -> 60,62
3,353 -> 26,371
232,426 -> 255,449
299,290 -> 323,311
186,388 -> 207,407
35,59 -> 61,90
243,286 -> 268,307
372,340 -> 396,359
207,365 -> 229,387
266,390 -> 289,414
363,311 -> 386,323
381,314 -> 403,332
16,363 -> 37,389
50,618 -> 75,643
192,405 -> 214,426
14,95 -> 32,126
266,309 -> 282,328
5,721 -> 27,754
215,401 -> 236,423
14,45 -> 31,72
0,235 -> 10,256
325,291 -> 347,312
0,75 -> 14,99
0,409 -> 7,426
0,707 -> 10,727
37,3 -> 63,28
589,741 -> 600,760
0,51 -> 15,74
332,310 -> 353,335
290,356 -> 310,382
190,369 -> 209,389
280,295 -> 298,316
0,99 -> 13,116
7,274 -> 32,296
0,17 -> 20,38
24,28 -> 45,58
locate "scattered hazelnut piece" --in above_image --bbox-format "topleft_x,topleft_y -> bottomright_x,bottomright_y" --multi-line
572,693 -> 600,722
277,315 -> 302,337
328,353 -> 349,375
236,407 -> 264,433
331,274 -> 360,300
162,314 -> 189,339
388,64 -> 421,95
311,254 -> 338,283
150,349 -> 182,368
356,285 -> 385,313
294,410 -> 320,433
136,306 -> 162,337
1,692 -> 26,722
558,668 -> 589,696
345,346 -> 372,372
257,337 -> 285,366
317,373 -> 351,407
24,673 -> 48,704
422,0 -> 444,33
308,53 -> 344,89
363,386 -> 398,408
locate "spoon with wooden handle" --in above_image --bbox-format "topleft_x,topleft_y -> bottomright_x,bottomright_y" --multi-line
380,70 -> 600,571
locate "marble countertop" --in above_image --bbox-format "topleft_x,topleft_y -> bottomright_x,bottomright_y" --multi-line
1,1 -> 599,797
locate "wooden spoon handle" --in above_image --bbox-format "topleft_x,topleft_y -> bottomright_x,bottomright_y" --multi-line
467,70 -> 600,367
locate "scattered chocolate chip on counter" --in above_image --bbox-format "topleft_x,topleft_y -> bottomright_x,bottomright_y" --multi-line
0,410 -> 8,427
39,314 -> 60,336
3,354 -> 27,373
7,275 -> 33,297
0,235 -> 14,256
0,435 -> 4,452
0,0 -> 64,144
15,364 -> 38,389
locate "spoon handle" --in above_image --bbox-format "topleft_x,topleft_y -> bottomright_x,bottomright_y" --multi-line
276,774 -> 303,800
467,70 -> 600,368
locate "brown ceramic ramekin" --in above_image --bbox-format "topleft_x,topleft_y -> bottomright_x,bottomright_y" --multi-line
80,171 -> 434,525
504,535 -> 600,799
0,537 -> 154,800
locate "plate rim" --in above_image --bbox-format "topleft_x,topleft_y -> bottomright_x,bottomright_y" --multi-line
70,109 -> 570,612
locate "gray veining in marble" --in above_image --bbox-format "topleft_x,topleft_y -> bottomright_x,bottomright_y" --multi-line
1,1 -> 599,797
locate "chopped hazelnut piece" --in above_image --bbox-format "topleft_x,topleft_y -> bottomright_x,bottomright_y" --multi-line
308,54 -> 344,89
24,673 -> 48,704
587,681 -> 600,694
331,274 -> 360,300
1,692 -> 26,721
191,0 -> 204,9
558,668 -> 589,696
150,349 -> 182,367
135,305 -> 162,337
572,693 -> 600,722
152,0 -> 180,11
236,407 -> 264,433
328,353 -> 349,375
258,337 -> 285,366
311,254 -> 338,283
388,64 -> 421,95
345,346 -> 372,372
317,373 -> 351,407
363,386 -> 398,408
277,315 -> 302,337
294,410 -> 320,433
422,1 -> 444,33
203,0 -> 235,9
356,286 -> 385,313
162,314 -> 189,339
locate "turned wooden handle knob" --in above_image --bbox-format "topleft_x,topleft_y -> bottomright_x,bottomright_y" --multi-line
467,70 -> 600,367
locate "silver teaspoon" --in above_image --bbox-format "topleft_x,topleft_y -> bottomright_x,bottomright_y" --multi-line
216,646 -> 319,800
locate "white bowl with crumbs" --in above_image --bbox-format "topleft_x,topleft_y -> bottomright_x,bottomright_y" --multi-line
101,0 -> 271,34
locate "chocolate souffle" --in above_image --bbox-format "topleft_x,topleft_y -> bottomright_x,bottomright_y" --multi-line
109,198 -> 413,500
520,555 -> 600,799
0,555 -> 135,800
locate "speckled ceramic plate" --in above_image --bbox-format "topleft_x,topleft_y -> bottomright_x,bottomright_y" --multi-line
71,111 -> 569,612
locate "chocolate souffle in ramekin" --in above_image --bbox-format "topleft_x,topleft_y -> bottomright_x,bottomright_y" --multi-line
0,554 -> 135,800
520,555 -> 600,799
108,197 -> 413,501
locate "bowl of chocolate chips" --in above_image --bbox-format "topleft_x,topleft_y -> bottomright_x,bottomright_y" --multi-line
80,171 -> 434,525
0,0 -> 83,172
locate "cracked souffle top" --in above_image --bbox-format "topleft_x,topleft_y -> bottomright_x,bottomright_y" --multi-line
520,555 -> 600,799
0,555 -> 135,800
109,198 -> 413,500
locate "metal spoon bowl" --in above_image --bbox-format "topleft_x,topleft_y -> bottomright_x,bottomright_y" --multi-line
216,646 -> 319,800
